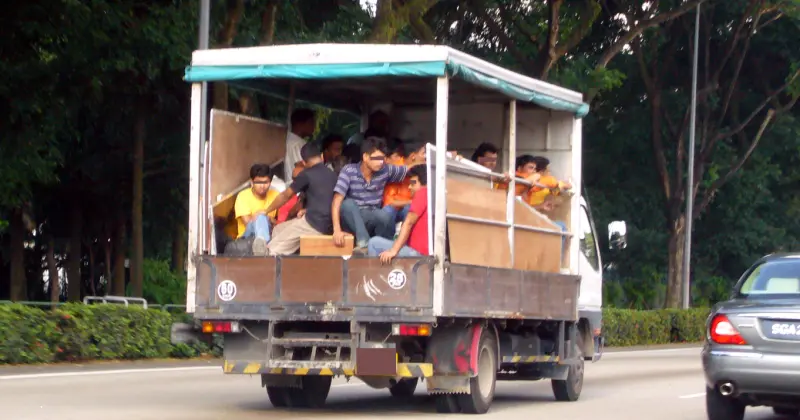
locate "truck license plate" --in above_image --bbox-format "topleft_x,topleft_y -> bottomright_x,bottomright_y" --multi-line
762,320 -> 800,341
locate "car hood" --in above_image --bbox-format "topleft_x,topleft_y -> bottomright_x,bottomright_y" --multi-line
715,298 -> 800,315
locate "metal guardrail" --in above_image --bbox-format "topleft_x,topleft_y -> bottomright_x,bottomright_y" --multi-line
0,297 -> 186,312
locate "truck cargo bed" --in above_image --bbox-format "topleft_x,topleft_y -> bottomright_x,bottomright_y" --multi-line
194,255 -> 579,322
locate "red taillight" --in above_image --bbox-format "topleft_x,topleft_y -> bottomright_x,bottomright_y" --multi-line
201,321 -> 240,334
709,314 -> 747,345
392,323 -> 432,336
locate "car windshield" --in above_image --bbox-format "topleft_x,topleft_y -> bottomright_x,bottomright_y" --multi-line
738,259 -> 800,298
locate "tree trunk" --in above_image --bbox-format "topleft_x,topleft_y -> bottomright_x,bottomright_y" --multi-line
9,210 -> 27,301
130,105 -> 146,298
171,223 -> 186,274
88,245 -> 97,296
104,232 -> 112,292
67,202 -> 83,302
46,235 -> 59,306
664,217 -> 686,308
112,214 -> 127,296
213,0 -> 245,110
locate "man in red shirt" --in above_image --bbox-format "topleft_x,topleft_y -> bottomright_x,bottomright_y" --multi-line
367,165 -> 429,263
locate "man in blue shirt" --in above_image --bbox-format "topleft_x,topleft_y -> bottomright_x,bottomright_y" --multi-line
332,137 -> 410,254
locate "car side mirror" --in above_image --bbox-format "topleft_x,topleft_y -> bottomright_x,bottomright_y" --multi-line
608,220 -> 627,251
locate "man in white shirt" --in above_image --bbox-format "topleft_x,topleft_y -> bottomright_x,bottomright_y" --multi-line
284,108 -> 315,183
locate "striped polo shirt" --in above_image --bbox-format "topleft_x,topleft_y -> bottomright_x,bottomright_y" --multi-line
334,163 -> 408,208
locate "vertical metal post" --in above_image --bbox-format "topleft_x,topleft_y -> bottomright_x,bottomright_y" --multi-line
682,4 -> 701,309
432,77 -> 449,316
507,101 -> 517,268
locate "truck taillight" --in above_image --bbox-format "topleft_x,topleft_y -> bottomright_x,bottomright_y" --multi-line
709,314 -> 746,345
201,321 -> 240,334
392,323 -> 432,336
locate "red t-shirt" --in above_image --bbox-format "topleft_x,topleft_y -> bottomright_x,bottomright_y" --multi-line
407,187 -> 429,255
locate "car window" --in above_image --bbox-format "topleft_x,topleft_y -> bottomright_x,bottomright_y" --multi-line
579,206 -> 599,271
738,260 -> 800,297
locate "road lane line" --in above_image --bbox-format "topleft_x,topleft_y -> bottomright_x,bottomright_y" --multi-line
0,366 -> 220,380
678,392 -> 705,399
606,347 -> 701,356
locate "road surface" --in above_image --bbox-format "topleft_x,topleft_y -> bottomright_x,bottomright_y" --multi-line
0,347 -> 781,420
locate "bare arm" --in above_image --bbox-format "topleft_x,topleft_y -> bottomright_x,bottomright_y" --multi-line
332,193 -> 345,233
391,212 -> 419,253
259,187 -> 296,217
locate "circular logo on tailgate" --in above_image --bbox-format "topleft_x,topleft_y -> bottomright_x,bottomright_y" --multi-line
387,269 -> 407,290
217,280 -> 237,302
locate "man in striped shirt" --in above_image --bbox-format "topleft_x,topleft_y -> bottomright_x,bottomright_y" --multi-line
332,136 -> 411,254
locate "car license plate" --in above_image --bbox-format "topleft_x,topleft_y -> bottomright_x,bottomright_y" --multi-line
762,320 -> 800,341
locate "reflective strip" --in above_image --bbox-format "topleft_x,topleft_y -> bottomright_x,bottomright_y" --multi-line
501,355 -> 560,363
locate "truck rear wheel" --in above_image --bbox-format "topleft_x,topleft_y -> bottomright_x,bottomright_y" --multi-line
288,376 -> 333,408
266,386 -> 291,408
551,333 -> 584,402
389,378 -> 419,398
456,329 -> 498,414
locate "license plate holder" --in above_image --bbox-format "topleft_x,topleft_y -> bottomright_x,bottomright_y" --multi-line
761,320 -> 800,341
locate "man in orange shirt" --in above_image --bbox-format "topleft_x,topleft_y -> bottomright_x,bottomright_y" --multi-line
494,154 -> 542,196
382,141 -> 426,224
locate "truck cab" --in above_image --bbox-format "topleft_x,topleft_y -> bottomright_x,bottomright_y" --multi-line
183,43 -> 603,414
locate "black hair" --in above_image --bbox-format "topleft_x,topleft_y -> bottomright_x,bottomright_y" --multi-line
342,143 -> 362,163
290,108 -> 315,126
363,127 -> 384,139
388,138 -> 407,157
321,133 -> 344,151
249,163 -> 273,180
408,165 -> 428,186
300,142 -> 322,162
405,141 -> 426,156
471,142 -> 499,163
532,156 -> 550,172
360,136 -> 388,156
515,154 -> 536,171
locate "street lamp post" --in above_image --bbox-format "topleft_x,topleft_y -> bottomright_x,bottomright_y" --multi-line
682,4 -> 701,309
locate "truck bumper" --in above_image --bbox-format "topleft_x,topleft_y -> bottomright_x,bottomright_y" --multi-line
223,360 -> 434,378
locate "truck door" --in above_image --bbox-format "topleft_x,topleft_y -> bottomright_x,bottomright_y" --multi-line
577,204 -> 602,310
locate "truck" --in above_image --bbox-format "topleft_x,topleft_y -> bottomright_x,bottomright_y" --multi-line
182,43 -> 604,414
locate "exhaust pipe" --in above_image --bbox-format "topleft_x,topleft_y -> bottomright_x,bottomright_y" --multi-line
719,382 -> 735,396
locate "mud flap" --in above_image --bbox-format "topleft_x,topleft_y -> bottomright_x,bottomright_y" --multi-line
425,324 -> 486,377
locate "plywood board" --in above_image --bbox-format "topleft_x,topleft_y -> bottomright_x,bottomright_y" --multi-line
447,220 -> 511,269
209,110 -> 287,202
299,235 -> 354,256
446,177 -> 507,222
513,230 -> 561,273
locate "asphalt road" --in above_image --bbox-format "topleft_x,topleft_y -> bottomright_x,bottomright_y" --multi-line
0,347 -> 783,420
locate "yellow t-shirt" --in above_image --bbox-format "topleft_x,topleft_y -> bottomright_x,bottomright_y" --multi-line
234,188 -> 279,238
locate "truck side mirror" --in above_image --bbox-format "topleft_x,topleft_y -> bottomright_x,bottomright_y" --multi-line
608,221 -> 627,251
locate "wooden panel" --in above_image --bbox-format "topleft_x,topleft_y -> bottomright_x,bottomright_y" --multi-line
513,230 -> 561,273
300,235 -> 354,256
195,257 -> 277,307
280,258 -> 343,303
447,220 -> 511,269
346,258 -> 432,306
446,178 -> 507,222
209,110 -> 287,202
514,200 -> 561,230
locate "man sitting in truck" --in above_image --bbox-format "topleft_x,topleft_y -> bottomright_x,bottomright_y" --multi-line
368,164 -> 429,263
383,141 -> 426,225
494,154 -> 542,196
332,136 -> 414,254
257,142 -> 337,255
284,108 -> 316,183
471,142 -> 499,172
234,163 -> 280,256
346,110 -> 390,146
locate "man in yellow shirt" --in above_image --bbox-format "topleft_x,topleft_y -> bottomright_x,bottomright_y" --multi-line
234,164 -> 279,255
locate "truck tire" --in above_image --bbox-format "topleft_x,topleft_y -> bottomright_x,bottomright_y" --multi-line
772,407 -> 799,417
266,386 -> 290,408
389,378 -> 419,398
434,394 -> 461,413
551,332 -> 584,402
706,386 -> 744,420
286,376 -> 333,408
456,329 -> 498,414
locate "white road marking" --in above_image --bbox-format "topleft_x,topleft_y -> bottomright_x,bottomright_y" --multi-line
605,347 -> 701,356
678,392 -> 705,399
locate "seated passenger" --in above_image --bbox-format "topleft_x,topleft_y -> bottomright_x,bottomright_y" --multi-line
259,143 -> 338,256
276,165 -> 306,224
527,156 -> 572,208
347,110 -> 390,146
471,142 -> 499,171
368,165 -> 429,262
383,141 -> 426,225
234,164 -> 280,255
321,133 -> 345,172
494,154 -> 542,195
332,137 -> 412,254
284,108 -> 316,183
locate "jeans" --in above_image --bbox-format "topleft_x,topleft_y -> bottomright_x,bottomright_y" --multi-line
382,204 -> 410,224
243,214 -> 271,242
340,199 -> 395,248
367,236 -> 421,257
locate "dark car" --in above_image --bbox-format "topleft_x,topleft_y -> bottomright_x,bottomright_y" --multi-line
703,254 -> 800,420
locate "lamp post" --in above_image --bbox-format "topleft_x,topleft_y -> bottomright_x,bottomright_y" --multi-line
682,3 -> 701,309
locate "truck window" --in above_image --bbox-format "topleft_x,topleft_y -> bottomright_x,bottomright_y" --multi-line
579,206 -> 599,271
